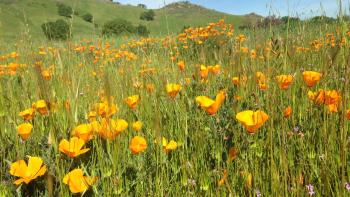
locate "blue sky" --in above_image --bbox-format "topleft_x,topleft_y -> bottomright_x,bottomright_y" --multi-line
115,0 -> 349,18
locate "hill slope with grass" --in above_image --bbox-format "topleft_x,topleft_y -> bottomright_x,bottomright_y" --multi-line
0,0 -> 262,40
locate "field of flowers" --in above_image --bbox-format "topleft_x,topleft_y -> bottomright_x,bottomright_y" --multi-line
1,19 -> 350,196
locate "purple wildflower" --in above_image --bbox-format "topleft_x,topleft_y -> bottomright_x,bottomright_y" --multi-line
345,182 -> 350,191
306,184 -> 315,196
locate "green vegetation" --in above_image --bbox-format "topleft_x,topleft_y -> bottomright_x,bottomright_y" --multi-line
82,13 -> 93,23
140,10 -> 155,21
0,0 -> 247,40
41,19 -> 71,40
57,3 -> 73,18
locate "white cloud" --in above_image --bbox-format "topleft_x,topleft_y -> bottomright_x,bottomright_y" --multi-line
115,0 -> 179,9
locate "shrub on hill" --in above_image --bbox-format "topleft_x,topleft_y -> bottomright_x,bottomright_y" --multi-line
102,19 -> 135,36
140,10 -> 155,21
41,19 -> 71,40
136,24 -> 150,36
82,13 -> 93,23
57,3 -> 73,18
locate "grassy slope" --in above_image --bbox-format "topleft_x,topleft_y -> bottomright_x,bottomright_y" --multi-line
0,0 -> 250,40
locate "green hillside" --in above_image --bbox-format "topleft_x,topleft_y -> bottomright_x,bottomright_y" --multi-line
0,0 -> 259,40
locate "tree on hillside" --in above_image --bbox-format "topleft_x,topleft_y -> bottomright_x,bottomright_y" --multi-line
102,19 -> 135,36
57,3 -> 73,18
136,24 -> 150,36
140,10 -> 155,21
137,4 -> 147,9
82,13 -> 93,23
41,19 -> 71,40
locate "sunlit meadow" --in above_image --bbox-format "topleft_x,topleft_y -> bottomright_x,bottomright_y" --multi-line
1,16 -> 350,196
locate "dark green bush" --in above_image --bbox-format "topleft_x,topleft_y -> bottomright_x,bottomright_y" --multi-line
82,13 -> 93,23
57,3 -> 73,18
140,10 -> 155,21
41,19 -> 71,40
102,19 -> 135,36
136,24 -> 150,36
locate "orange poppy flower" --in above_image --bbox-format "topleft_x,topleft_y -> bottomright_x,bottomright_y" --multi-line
240,171 -> 252,188
236,110 -> 269,134
10,156 -> 47,185
124,95 -> 140,110
282,106 -> 292,118
228,147 -> 238,161
94,102 -> 118,118
232,77 -> 240,85
59,137 -> 90,158
162,137 -> 178,153
177,60 -> 185,71
72,124 -> 94,141
32,100 -> 48,115
129,136 -> 147,154
308,89 -> 341,112
302,71 -> 322,87
218,169 -> 228,186
346,109 -> 350,120
199,65 -> 209,79
63,169 -> 97,194
258,83 -> 268,90
208,64 -> 220,75
95,119 -> 128,140
275,75 -> 294,90
87,111 -> 97,122
17,123 -> 33,141
166,83 -> 182,99
195,91 -> 226,115
255,72 -> 267,84
132,121 -> 142,131
19,108 -> 35,121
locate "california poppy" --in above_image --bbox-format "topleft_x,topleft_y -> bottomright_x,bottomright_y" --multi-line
283,106 -> 292,118
275,75 -> 293,90
129,136 -> 147,154
302,71 -> 322,87
63,169 -> 96,194
199,65 -> 209,79
132,121 -> 142,131
162,137 -> 178,153
125,95 -> 140,110
208,64 -> 220,75
10,156 -> 47,185
166,83 -> 182,99
236,110 -> 269,134
232,77 -> 239,85
240,171 -> 252,188
346,109 -> 350,120
94,102 -> 118,118
17,123 -> 33,141
72,124 -> 94,141
32,100 -> 48,115
177,60 -> 185,71
59,137 -> 90,158
195,91 -> 226,115
19,108 -> 35,121
228,147 -> 238,161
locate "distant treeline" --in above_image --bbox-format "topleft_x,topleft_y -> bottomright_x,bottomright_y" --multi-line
239,15 -> 345,30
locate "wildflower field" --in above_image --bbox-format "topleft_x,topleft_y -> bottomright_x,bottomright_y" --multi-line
1,18 -> 350,196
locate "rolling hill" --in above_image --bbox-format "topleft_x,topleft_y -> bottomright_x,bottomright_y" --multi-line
0,0 -> 262,40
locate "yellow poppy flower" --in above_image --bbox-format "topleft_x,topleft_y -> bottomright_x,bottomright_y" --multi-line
32,100 -> 48,115
10,156 -> 47,185
166,83 -> 182,99
124,95 -> 140,110
19,108 -> 35,121
63,169 -> 97,194
236,110 -> 269,134
59,137 -> 90,158
162,137 -> 178,153
275,75 -> 293,90
132,121 -> 142,131
17,123 -> 33,141
72,124 -> 94,141
302,71 -> 322,87
195,91 -> 226,115
129,136 -> 147,154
